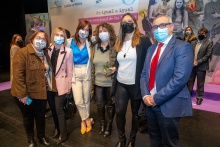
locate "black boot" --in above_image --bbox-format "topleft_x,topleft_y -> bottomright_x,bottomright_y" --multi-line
104,105 -> 115,137
127,115 -> 139,147
115,131 -> 126,147
28,139 -> 35,147
97,107 -> 106,134
39,137 -> 51,146
115,140 -> 126,147
126,141 -> 135,147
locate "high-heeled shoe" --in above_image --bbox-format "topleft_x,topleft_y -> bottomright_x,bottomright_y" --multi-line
81,121 -> 87,134
86,118 -> 94,133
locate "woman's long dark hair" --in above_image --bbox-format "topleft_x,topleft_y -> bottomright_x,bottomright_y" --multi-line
74,20 -> 92,45
172,0 -> 185,23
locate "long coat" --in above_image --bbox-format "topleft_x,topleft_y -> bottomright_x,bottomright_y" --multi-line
11,44 -> 57,100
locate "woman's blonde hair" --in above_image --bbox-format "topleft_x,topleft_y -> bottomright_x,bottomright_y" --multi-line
51,27 -> 67,46
115,13 -> 141,52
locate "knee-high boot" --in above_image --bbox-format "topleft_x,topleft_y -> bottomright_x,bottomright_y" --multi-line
98,107 -> 106,134
104,104 -> 115,137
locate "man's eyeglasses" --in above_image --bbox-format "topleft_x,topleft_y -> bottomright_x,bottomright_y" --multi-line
152,23 -> 172,31
35,36 -> 46,42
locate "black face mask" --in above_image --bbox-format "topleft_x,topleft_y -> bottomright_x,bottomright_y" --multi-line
17,40 -> 23,48
122,22 -> 135,33
198,34 -> 205,40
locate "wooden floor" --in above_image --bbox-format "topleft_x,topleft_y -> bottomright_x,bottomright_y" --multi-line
0,70 -> 220,147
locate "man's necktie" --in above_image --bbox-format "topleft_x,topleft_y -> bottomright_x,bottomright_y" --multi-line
149,43 -> 164,91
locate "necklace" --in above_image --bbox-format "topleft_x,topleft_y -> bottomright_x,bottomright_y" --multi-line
123,43 -> 131,58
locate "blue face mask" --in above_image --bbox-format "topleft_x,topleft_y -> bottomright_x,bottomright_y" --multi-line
91,36 -> 96,43
99,32 -> 109,42
54,36 -> 64,45
154,28 -> 169,42
39,26 -> 45,31
33,39 -> 46,50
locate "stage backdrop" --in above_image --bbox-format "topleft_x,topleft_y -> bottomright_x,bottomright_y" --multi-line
47,0 -> 220,85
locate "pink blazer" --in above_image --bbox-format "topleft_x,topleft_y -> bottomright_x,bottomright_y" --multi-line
48,44 -> 73,95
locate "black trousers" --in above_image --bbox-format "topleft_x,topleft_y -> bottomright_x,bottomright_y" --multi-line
47,91 -> 67,140
15,97 -> 47,141
147,106 -> 180,147
187,67 -> 206,99
95,85 -> 113,108
115,81 -> 141,143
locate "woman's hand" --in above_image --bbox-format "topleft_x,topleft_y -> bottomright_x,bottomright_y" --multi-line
19,97 -> 28,105
104,67 -> 116,75
109,67 -> 116,74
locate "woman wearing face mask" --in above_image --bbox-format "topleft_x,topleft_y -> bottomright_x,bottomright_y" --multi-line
90,22 -> 117,137
10,34 -> 24,83
11,31 -> 57,147
47,27 -> 73,144
112,13 -> 152,147
66,20 -> 94,135
167,0 -> 188,38
183,26 -> 197,43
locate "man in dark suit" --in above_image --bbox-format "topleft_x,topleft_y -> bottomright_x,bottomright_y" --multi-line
187,27 -> 213,105
140,15 -> 194,147
25,16 -> 43,45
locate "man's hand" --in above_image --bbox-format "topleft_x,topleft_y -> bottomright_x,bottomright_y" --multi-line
194,61 -> 198,66
149,95 -> 156,107
143,95 -> 156,106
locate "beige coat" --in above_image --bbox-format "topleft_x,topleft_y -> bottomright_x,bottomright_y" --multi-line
10,45 -> 20,82
11,44 -> 57,100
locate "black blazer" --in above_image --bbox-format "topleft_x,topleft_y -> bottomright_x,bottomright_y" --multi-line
111,35 -> 152,99
191,39 -> 213,71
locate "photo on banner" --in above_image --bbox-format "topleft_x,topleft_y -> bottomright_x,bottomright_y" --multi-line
25,13 -> 50,38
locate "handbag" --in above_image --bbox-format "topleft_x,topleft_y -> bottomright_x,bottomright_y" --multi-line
64,91 -> 77,119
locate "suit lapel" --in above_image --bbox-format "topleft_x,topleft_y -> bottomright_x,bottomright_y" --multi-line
198,39 -> 207,54
56,45 -> 66,75
158,36 -> 175,65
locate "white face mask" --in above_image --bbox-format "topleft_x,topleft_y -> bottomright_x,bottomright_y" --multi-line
186,31 -> 192,36
99,32 -> 109,42
33,39 -> 46,50
79,29 -> 89,39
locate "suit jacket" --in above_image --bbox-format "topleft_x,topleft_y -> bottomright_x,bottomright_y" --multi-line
111,35 -> 152,99
25,29 -> 36,46
191,39 -> 213,71
48,44 -> 73,96
11,44 -> 57,100
140,36 -> 194,117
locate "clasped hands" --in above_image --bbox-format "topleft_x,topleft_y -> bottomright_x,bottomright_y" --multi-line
143,95 -> 156,107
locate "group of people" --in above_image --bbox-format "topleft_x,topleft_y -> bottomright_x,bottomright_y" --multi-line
10,12 -> 213,147
179,26 -> 213,105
